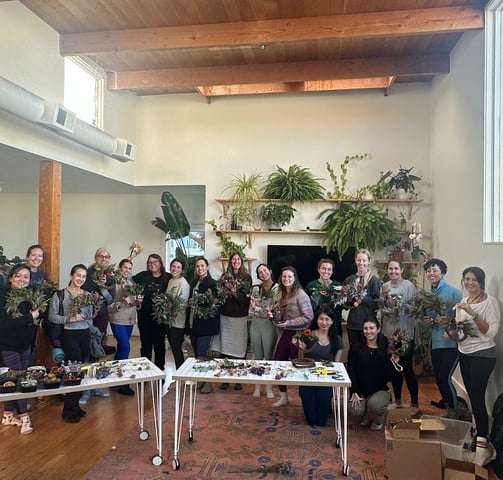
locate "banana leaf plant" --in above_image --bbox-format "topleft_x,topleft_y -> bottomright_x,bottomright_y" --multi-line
152,191 -> 198,282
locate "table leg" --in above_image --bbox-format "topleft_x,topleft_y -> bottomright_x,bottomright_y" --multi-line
136,382 -> 149,441
150,379 -> 163,466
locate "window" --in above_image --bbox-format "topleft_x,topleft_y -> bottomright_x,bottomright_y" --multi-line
64,57 -> 104,128
484,0 -> 503,242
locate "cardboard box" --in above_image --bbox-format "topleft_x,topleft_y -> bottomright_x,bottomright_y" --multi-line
385,428 -> 444,480
444,458 -> 488,480
387,409 -> 444,440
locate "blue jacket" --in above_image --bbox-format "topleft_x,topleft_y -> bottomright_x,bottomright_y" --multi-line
429,278 -> 462,349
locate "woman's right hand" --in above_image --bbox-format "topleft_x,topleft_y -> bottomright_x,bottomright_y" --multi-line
72,313 -> 85,322
350,393 -> 363,409
30,309 -> 40,320
423,316 -> 434,325
249,298 -> 259,310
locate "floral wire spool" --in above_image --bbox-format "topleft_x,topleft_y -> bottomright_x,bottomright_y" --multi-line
292,358 -> 316,368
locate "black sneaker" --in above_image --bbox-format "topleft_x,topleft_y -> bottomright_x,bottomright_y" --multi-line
234,383 -> 243,391
219,383 -> 229,390
103,345 -> 116,355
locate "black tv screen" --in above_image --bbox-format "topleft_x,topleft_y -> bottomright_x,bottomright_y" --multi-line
266,245 -> 356,288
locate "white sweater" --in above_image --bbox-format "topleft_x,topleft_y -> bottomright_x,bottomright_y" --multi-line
166,277 -> 190,329
456,295 -> 500,355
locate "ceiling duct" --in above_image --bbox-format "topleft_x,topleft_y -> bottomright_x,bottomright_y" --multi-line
0,75 -> 136,161
61,118 -> 117,156
0,75 -> 45,123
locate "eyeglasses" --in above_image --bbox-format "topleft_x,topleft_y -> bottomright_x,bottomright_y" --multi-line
148,260 -> 160,265
98,255 -> 111,260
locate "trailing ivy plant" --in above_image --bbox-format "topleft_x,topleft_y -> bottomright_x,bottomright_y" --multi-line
318,203 -> 397,259
263,164 -> 324,202
326,153 -> 370,199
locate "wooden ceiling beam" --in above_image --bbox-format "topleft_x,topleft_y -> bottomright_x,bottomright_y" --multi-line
107,55 -> 449,91
197,77 -> 395,97
60,6 -> 483,55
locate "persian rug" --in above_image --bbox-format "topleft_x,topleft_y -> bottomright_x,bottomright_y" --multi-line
83,385 -> 435,480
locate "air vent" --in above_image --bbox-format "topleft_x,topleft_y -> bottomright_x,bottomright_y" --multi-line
113,138 -> 137,162
38,101 -> 77,133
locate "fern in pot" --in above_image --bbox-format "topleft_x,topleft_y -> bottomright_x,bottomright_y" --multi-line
260,203 -> 296,231
263,164 -> 325,202
318,203 -> 397,259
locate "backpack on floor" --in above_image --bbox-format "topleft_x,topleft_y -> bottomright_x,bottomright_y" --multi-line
490,393 -> 503,478
43,289 -> 65,347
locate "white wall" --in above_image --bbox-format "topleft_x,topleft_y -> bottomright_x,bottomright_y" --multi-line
0,2 -> 138,184
430,30 -> 503,401
136,86 -> 433,269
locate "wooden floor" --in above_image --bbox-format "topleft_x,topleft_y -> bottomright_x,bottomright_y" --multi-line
0,337 -> 499,480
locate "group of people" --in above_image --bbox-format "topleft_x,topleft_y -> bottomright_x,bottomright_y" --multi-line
0,243 -> 500,467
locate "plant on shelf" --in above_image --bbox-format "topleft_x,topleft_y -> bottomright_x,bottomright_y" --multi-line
318,203 -> 397,260
354,171 -> 394,201
260,203 -> 296,230
207,219 -> 247,259
386,166 -> 422,197
326,153 -> 370,199
263,164 -> 325,202
224,172 -> 263,227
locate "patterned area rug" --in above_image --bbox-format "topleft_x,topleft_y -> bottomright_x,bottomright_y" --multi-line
82,383 -> 397,480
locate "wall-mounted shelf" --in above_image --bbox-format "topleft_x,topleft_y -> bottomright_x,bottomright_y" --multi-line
215,198 -> 423,218
215,229 -> 324,247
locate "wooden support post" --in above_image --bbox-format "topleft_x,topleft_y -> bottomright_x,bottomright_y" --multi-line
38,160 -> 61,286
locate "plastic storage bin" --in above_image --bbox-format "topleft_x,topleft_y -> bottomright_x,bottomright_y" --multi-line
421,415 -> 472,461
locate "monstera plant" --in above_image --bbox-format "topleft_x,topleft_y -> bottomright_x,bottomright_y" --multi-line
152,191 -> 199,282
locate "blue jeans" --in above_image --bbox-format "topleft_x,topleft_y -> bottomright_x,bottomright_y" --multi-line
110,323 -> 134,360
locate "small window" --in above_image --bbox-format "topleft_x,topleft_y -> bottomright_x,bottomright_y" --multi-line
484,1 -> 503,242
64,57 -> 104,128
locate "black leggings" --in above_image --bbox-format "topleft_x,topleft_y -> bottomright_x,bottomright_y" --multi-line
431,347 -> 458,410
391,340 -> 419,404
459,353 -> 496,438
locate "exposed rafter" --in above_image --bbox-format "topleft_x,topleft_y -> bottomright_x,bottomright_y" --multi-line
107,55 -> 449,92
60,6 -> 483,55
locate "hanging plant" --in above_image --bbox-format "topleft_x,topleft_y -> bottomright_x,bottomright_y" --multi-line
263,164 -> 324,202
318,203 -> 397,259
326,153 -> 370,199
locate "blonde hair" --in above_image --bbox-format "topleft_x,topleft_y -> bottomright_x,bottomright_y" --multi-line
355,248 -> 372,287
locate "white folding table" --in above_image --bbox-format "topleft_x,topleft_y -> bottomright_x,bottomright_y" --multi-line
172,358 -> 352,476
0,357 -> 165,466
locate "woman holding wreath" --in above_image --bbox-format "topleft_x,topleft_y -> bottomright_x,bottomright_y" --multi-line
0,264 -> 40,434
381,259 -> 420,414
453,266 -> 500,466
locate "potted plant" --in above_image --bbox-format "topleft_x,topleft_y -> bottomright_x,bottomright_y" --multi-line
224,172 -> 263,229
260,203 -> 296,231
207,219 -> 247,259
151,191 -> 202,282
317,203 -> 397,260
263,164 -> 325,202
387,166 -> 422,198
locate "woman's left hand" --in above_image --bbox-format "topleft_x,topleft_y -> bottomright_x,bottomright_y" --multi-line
275,321 -> 287,328
455,302 -> 475,317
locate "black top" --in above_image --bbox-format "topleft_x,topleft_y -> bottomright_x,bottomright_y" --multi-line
188,275 -> 220,337
347,336 -> 393,398
343,274 -> 382,331
219,272 -> 252,318
0,286 -> 37,352
132,270 -> 171,319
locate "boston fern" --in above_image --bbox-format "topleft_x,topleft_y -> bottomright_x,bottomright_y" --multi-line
263,164 -> 325,202
318,203 -> 397,259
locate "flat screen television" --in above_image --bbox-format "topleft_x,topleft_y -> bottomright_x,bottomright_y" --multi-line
266,245 -> 356,288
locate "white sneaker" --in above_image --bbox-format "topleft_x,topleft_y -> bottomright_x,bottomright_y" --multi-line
2,413 -> 22,427
20,415 -> 33,435
91,388 -> 110,398
370,422 -> 383,431
388,402 -> 402,410
473,443 -> 496,466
